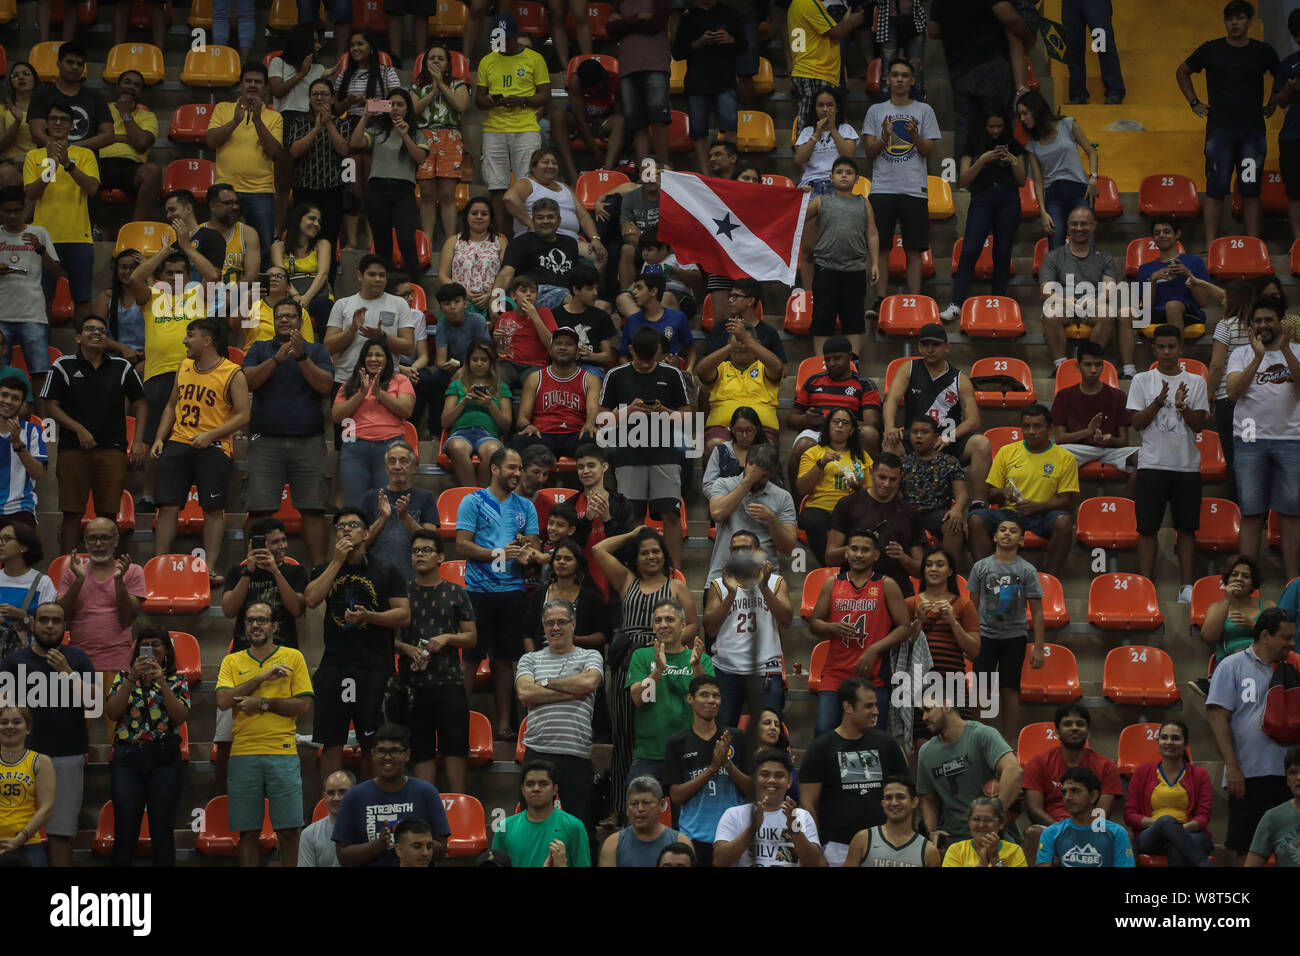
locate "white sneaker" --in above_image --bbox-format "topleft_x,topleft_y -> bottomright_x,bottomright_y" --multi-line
1177,585 -> 1193,605
939,303 -> 961,322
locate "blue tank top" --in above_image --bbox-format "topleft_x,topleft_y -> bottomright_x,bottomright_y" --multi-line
616,825 -> 681,867
113,299 -> 145,351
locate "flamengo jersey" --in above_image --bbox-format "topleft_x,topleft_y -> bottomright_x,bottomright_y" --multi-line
824,570 -> 892,688
531,366 -> 589,433
0,749 -> 42,844
905,361 -> 963,432
171,357 -> 241,457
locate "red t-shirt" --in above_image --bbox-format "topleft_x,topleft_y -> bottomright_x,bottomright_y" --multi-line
1022,746 -> 1124,820
1051,383 -> 1131,447
574,490 -> 610,600
495,307 -> 558,367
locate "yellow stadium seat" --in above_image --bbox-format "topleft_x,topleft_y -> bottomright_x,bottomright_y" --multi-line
428,0 -> 468,36
188,0 -> 236,28
115,221 -> 176,257
181,45 -> 241,87
0,0 -> 15,23
103,43 -> 165,84
736,110 -> 775,152
30,43 -> 76,83
670,59 -> 685,95
752,57 -> 773,95
927,175 -> 954,219
268,0 -> 302,31
852,176 -> 871,197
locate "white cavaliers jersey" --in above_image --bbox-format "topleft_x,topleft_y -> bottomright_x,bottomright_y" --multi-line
708,573 -> 785,675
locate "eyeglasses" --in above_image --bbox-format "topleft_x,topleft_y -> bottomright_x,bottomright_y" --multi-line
336,522 -> 364,531
245,616 -> 273,625
543,618 -> 573,628
727,292 -> 751,300
46,116 -> 70,124
85,534 -> 116,543
729,545 -> 755,553
969,817 -> 1001,825
411,546 -> 437,556
267,273 -> 288,281
81,327 -> 106,335
374,746 -> 408,757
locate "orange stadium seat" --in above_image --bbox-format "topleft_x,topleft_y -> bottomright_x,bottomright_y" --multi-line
984,426 -> 1023,458
181,46 -> 242,87
1138,174 -> 1201,218
1232,169 -> 1287,217
534,486 -> 574,526
439,560 -> 466,587
436,487 -> 476,538
806,640 -> 829,694
0,0 -> 13,22
168,103 -> 214,144
1208,236 -> 1273,279
46,554 -> 86,589
10,345 -> 62,372
515,716 -> 528,762
442,793 -> 489,857
1019,643 -> 1081,703
1076,497 -> 1138,548
752,57 -> 774,95
960,295 -> 1024,338
274,485 -> 302,534
700,293 -> 761,332
115,221 -> 176,257
1269,510 -> 1281,548
887,236 -> 935,279
669,111 -> 693,152
428,0 -> 467,35
311,798 -> 328,823
1029,572 -> 1070,627
1146,357 -> 1207,382
463,711 -> 494,766
188,0 -> 216,27
1291,239 -> 1300,277
877,293 -> 939,336
369,230 -> 432,271
565,54 -> 619,87
1117,722 -> 1193,776
573,2 -> 613,40
575,170 -> 628,210
142,554 -> 212,614
883,355 -> 919,394
104,43 -> 165,84
969,357 -> 1035,407
927,176 -> 955,219
645,500 -> 689,540
1088,574 -> 1162,630
268,0 -> 300,30
1016,722 -> 1058,765
157,485 -> 206,534
852,176 -> 871,197
514,0 -> 550,36
170,631 -> 202,684
783,290 -> 812,334
163,159 -> 215,203
950,236 -> 1016,280
1093,176 -> 1121,218
761,173 -> 795,189
1031,236 -> 1050,277
1019,179 -> 1039,219
196,796 -> 276,856
1054,358 -> 1117,394
1103,645 -> 1180,706
81,490 -> 136,534
800,568 -> 835,621
353,0 -> 389,31
1196,497 -> 1241,551
737,110 -> 776,151
1125,237 -> 1186,278
92,802 -> 152,857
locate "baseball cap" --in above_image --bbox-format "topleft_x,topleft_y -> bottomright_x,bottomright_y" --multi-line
552,326 -> 580,341
822,335 -> 853,355
493,13 -> 519,36
918,323 -> 947,342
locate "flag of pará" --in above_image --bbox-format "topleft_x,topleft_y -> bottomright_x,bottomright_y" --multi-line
658,170 -> 810,285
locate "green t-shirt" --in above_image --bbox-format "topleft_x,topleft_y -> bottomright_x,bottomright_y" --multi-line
916,720 -> 1017,842
491,807 -> 591,867
1248,800 -> 1300,866
446,379 -> 512,436
626,645 -> 715,761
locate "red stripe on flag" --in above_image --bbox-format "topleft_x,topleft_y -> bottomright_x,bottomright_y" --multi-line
658,189 -> 746,279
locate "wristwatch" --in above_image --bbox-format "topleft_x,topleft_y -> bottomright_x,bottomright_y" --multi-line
62,160 -> 75,172
260,698 -> 270,713
539,677 -> 550,688
1190,98 -> 1202,109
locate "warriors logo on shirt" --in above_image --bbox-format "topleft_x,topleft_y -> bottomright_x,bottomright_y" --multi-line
882,117 -> 918,162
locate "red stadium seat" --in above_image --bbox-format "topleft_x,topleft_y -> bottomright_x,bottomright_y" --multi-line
761,173 -> 795,189
142,554 -> 212,614
1054,358 -> 1117,395
1019,179 -> 1039,218
1232,169 -> 1287,217
575,170 -> 628,210
369,230 -> 432,270
196,796 -> 276,856
1029,572 -> 1070,627
155,485 -> 205,534
565,54 -> 619,87
162,159 -> 215,203
46,554 -> 86,589
168,103 -> 214,144
1103,645 -> 1180,706
436,560 -> 465,588
645,500 -> 689,540
1145,357 -> 1208,382
667,110 -> 692,152
1076,497 -> 1139,548
442,793 -> 489,857
983,426 -> 1023,458
534,487 -> 575,529
1269,510 -> 1282,548
1196,497 -> 1241,551
462,710 -> 494,767
51,277 -> 74,320
883,356 -> 919,394
1125,237 -> 1187,278
800,568 -> 836,621
274,485 -> 302,534
877,293 -> 940,336
312,798 -> 328,823
1019,643 -> 1081,703
1208,236 -> 1273,279
10,345 -> 63,372
783,289 -> 813,334
865,57 -> 882,94
169,631 -> 202,684
1291,239 -> 1300,278
566,2 -> 613,39
960,295 -> 1025,338
886,235 -> 935,279
1088,574 -> 1163,630
92,802 -> 152,857
1016,722 -> 1058,765
969,357 -> 1035,407
515,715 -> 528,762
1093,176 -> 1121,218
950,236 -> 1016,279
1138,174 -> 1201,218
1032,237 -> 1048,276
81,490 -> 136,534
806,640 -> 829,694
1117,722 -> 1192,776
353,0 -> 388,31
513,0 -> 549,36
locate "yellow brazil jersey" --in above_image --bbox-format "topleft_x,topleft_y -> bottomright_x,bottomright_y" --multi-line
244,298 -> 317,349
170,357 -> 241,458
942,839 -> 1027,867
101,104 -> 159,164
798,443 -> 872,512
0,749 -> 43,844
706,358 -> 782,430
216,645 -> 314,757
478,48 -> 550,133
213,221 -> 247,285
788,0 -> 842,85
22,145 -> 98,244
143,280 -> 205,380
207,100 -> 281,193
986,441 -> 1079,513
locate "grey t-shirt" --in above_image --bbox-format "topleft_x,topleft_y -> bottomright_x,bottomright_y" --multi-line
861,99 -> 940,199
1039,244 -> 1118,291
967,555 -> 1042,642
916,720 -> 1016,840
619,186 -> 660,232
706,475 -> 797,581
1025,116 -> 1089,188
298,816 -> 340,867
516,646 -> 605,759
367,125 -> 420,183
361,486 -> 440,582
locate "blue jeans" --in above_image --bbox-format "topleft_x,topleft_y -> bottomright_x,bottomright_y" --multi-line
338,437 -> 395,509
953,182 -> 1021,303
1233,437 -> 1300,516
1135,816 -> 1214,867
816,684 -> 889,737
628,758 -> 667,790
715,668 -> 787,730
236,193 -> 276,259
1044,180 -> 1089,249
110,743 -> 184,867
1205,127 -> 1268,199
299,0 -> 352,22
16,843 -> 46,865
1063,0 -> 1125,101
971,505 -> 1070,539
213,0 -> 256,49
537,284 -> 569,311
688,90 -> 739,137
0,322 -> 50,375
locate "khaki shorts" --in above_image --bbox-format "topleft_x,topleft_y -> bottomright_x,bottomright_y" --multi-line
57,447 -> 128,515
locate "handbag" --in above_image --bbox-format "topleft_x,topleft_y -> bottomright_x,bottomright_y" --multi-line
0,575 -> 45,661
1263,656 -> 1300,744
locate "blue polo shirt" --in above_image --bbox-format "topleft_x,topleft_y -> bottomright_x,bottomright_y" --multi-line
244,340 -> 333,436
456,487 -> 538,593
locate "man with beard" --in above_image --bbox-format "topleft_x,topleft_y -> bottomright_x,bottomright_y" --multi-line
0,602 -> 94,866
512,328 -> 600,461
200,183 -> 261,332
1226,294 -> 1300,580
215,601 -> 314,867
494,200 -> 582,312
456,447 -> 541,740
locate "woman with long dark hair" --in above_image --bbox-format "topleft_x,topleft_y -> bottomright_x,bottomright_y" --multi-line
351,89 -> 429,280
335,33 -> 401,250
794,89 -> 858,196
331,339 -> 416,508
285,78 -> 351,249
269,25 -> 335,124
412,45 -> 471,245
105,626 -> 190,866
441,339 -> 512,486
437,197 -> 507,318
795,408 -> 870,563
1124,719 -> 1214,867
906,546 -> 979,731
1201,553 -> 1273,671
272,203 -> 334,339
94,248 -> 146,365
1016,90 -> 1099,249
701,406 -> 769,498
524,538 -> 610,651
0,61 -> 38,164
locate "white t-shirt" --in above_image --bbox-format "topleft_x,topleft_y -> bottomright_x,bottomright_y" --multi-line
0,225 -> 57,325
326,292 -> 415,383
861,99 -> 940,199
269,57 -> 326,114
714,803 -> 820,866
1227,343 -> 1300,440
1125,368 -> 1209,472
795,122 -> 859,186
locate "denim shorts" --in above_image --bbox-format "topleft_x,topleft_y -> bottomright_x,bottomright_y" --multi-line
0,322 -> 50,374
688,90 -> 739,137
1204,127 -> 1267,199
1232,437 -> 1300,516
445,426 -> 501,454
804,178 -> 835,197
620,72 -> 671,131
971,506 -> 1070,538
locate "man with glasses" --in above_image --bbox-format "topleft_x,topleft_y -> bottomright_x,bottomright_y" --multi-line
215,600 -> 314,867
205,63 -> 283,253
23,99 -> 99,323
305,507 -> 410,781
332,723 -> 451,867
202,183 -> 261,336
395,530 -> 476,793
515,599 -> 605,836
362,440 -> 439,583
299,769 -> 354,867
41,316 -> 148,553
98,70 -> 163,223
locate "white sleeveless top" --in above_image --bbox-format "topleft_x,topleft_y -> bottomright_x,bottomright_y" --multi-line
514,176 -> 582,240
708,574 -> 785,675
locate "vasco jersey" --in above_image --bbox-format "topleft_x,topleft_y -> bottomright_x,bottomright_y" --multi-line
904,361 -> 963,432
664,726 -> 752,843
1036,818 -> 1135,867
456,488 -> 539,592
169,358 -> 241,457
0,749 -> 42,844
824,571 -> 892,688
531,366 -> 589,433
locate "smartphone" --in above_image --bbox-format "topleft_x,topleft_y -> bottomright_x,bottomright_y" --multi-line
366,98 -> 393,113
139,646 -> 154,660
251,534 -> 267,551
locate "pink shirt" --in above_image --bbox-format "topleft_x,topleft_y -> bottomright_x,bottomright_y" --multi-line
58,563 -> 147,672
333,374 -> 415,441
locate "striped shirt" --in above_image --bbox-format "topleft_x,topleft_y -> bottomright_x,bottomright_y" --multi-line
516,646 -> 604,758
0,419 -> 46,514
1212,315 -> 1251,401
